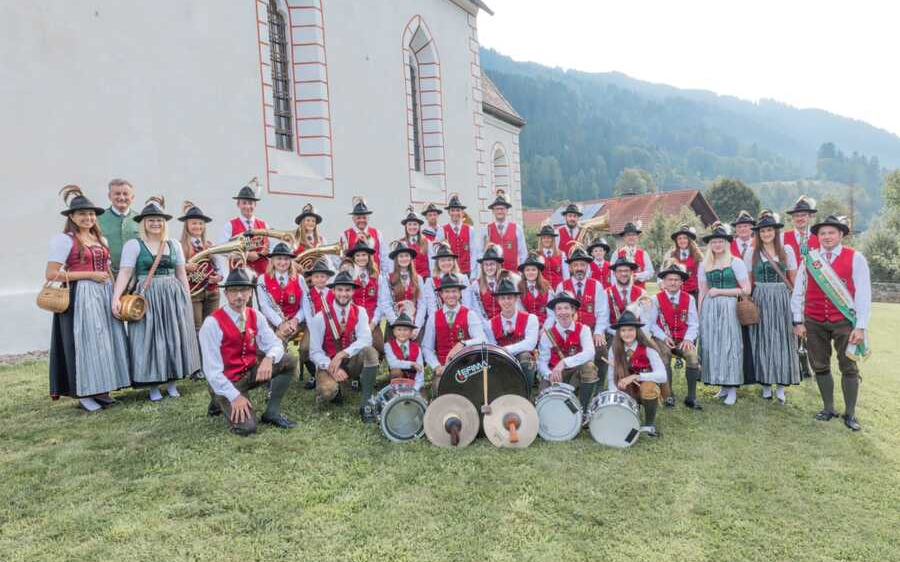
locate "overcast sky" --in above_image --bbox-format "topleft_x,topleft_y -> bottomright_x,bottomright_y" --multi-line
478,0 -> 900,137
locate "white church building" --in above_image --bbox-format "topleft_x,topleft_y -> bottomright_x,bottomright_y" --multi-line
2,0 -> 524,353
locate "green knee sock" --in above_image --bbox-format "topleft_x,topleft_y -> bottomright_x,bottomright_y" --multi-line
685,368 -> 700,401
522,364 -> 536,397
360,366 -> 378,406
264,373 -> 292,418
579,381 -> 597,411
841,376 -> 859,418
642,399 -> 658,427
816,372 -> 835,412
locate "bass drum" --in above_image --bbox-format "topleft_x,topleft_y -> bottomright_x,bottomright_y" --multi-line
535,382 -> 582,441
437,344 -> 529,410
372,378 -> 428,442
587,390 -> 641,448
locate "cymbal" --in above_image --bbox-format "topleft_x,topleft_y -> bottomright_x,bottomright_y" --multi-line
483,394 -> 538,448
424,394 -> 479,447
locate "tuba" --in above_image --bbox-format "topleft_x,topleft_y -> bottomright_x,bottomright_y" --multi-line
575,212 -> 610,243
235,228 -> 298,248
294,240 -> 345,271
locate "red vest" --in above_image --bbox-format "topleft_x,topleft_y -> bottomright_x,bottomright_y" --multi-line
352,274 -> 379,319
731,238 -> 754,260
487,222 -> 519,271
401,237 -> 431,278
322,303 -> 360,356
804,247 -> 856,323
541,253 -> 564,288
673,252 -> 699,294
547,323 -> 584,369
64,234 -> 109,272
490,311 -> 529,347
443,224 -> 472,274
607,284 -> 644,325
434,307 -> 470,364
263,274 -> 303,320
562,277 -> 599,328
656,291 -> 690,342
212,308 -> 258,382
388,339 -> 420,362
308,286 -> 332,314
344,227 -> 382,264
230,217 -> 269,276
589,260 -> 612,289
615,247 -> 647,288
390,273 -> 418,312
479,282 -> 502,319
557,226 -> 579,256
628,344 -> 652,374
784,229 -> 820,258
521,285 -> 549,325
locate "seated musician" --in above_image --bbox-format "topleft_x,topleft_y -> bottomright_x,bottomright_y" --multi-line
518,253 -> 550,326
384,312 -> 425,394
308,271 -> 380,422
422,273 -> 486,396
605,256 -> 650,338
645,262 -> 702,410
199,268 -> 298,435
537,290 -> 600,414
424,243 -> 470,317
256,242 -> 305,347
549,246 -> 610,369
299,258 -> 334,390
606,309 -> 667,438
466,244 -> 510,324
484,277 -> 539,393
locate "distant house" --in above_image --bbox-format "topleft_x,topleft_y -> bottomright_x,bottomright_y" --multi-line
523,190 -> 719,232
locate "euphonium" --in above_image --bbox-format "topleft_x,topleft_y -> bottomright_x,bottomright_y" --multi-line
294,240 -> 345,271
575,212 -> 610,243
236,228 -> 297,247
187,238 -> 247,296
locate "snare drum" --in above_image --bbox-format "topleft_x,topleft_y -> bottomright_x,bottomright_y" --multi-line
371,378 -> 428,442
437,344 -> 529,410
535,382 -> 582,441
587,390 -> 641,448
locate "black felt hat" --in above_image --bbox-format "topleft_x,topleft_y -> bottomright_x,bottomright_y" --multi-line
349,197 -> 373,215
345,238 -> 376,257
657,262 -> 690,281
327,270 -> 360,289
305,258 -> 334,277
586,237 -> 611,254
538,224 -> 557,238
487,190 -> 512,209
618,221 -> 642,236
294,203 -> 322,225
492,276 -> 521,296
561,202 -> 583,217
610,256 -> 639,271
610,309 -> 644,330
133,197 -> 172,222
423,202 -> 443,215
178,201 -> 212,223
478,244 -> 505,264
268,242 -> 295,258
547,290 -> 580,310
670,225 -> 697,241
566,246 -> 593,264
431,243 -> 459,261
810,215 -> 850,236
731,210 -> 756,227
517,252 -> 545,272
391,311 -> 417,330
436,273 -> 467,291
389,240 -> 418,260
752,212 -> 784,231
232,184 -> 260,201
701,224 -> 733,243
222,268 -> 256,288
786,196 -> 818,216
444,194 -> 466,210
59,185 -> 105,216
400,208 -> 424,225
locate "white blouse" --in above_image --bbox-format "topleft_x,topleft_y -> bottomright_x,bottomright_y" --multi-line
119,238 -> 186,268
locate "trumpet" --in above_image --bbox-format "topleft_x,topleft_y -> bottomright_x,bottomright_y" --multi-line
295,240 -> 344,271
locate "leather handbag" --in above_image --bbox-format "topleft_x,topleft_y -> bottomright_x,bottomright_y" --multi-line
36,269 -> 70,313
736,295 -> 760,326
119,240 -> 166,322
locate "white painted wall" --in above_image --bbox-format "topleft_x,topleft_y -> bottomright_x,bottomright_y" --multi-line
0,0 -> 519,353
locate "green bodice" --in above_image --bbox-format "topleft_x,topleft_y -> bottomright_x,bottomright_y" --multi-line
136,240 -> 175,277
753,258 -> 787,284
705,266 -> 737,289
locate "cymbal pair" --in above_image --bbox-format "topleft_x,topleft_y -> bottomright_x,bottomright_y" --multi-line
423,394 -> 538,448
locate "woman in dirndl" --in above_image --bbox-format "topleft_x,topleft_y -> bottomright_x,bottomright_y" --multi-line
112,196 -> 201,401
746,211 -> 800,403
668,225 -> 703,298
535,223 -> 567,288
378,240 -> 427,341
47,186 -> 131,412
698,223 -> 752,405
517,252 -> 550,326
179,201 -> 222,331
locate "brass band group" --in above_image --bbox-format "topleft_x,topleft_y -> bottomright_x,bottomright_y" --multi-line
44,178 -> 872,447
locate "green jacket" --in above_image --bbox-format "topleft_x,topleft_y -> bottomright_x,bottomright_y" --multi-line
97,206 -> 140,272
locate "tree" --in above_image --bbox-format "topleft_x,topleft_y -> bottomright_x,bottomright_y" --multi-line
614,168 -> 656,196
705,177 -> 761,223
862,170 -> 900,282
643,207 -> 706,270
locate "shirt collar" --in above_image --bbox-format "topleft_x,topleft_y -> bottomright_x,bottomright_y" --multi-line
665,289 -> 681,299
555,320 -> 575,332
823,244 -> 843,255
225,305 -> 245,322
625,341 -> 639,352
443,303 -> 461,314
109,206 -> 131,217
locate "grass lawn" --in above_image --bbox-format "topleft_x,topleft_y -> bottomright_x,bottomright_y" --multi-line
3,303 -> 900,562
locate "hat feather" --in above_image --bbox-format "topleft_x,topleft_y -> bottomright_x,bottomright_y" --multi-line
59,184 -> 84,205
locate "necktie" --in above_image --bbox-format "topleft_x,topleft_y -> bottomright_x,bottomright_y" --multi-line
825,251 -> 834,262
621,288 -> 628,304
446,309 -> 456,325
339,306 -> 347,326
454,225 -> 460,235
505,318 -> 513,333
576,281 -> 583,299
681,250 -> 688,259
528,283 -> 536,297
279,275 -> 287,288
237,312 -> 246,332
489,279 -> 496,292
401,342 -> 408,359
360,272 -> 368,285
670,294 -> 678,306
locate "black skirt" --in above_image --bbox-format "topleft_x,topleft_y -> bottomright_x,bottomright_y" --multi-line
48,280 -> 79,399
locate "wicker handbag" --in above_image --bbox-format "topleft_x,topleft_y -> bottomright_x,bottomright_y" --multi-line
736,295 -> 760,326
119,240 -> 165,322
36,270 -> 70,313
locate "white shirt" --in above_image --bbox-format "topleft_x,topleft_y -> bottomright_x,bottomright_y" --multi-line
485,221 -> 528,266
697,257 -> 750,290
199,306 -> 284,403
422,304 -> 486,368
119,237 -> 186,268
646,290 -> 700,343
546,276 -> 610,335
422,223 -> 445,243
624,246 -> 656,283
302,282 -> 331,324
484,311 -> 539,356
423,275 -> 470,317
790,244 -> 872,329
255,273 -> 305,326
308,302 -> 374,369
430,223 -> 482,279
537,321 -> 594,378
47,233 -> 111,267
377,273 -> 427,329
383,339 -> 425,391
606,341 -> 667,392
734,237 -> 754,260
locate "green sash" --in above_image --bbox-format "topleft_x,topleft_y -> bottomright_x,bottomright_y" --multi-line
804,249 -> 869,361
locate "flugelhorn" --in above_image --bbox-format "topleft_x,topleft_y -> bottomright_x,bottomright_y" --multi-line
295,240 -> 345,271
187,238 -> 248,296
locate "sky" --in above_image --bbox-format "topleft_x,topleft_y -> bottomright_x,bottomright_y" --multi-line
478,0 -> 900,137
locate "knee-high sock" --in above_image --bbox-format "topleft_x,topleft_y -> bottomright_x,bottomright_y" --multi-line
685,367 -> 700,401
641,399 -> 658,427
305,361 -> 317,379
360,366 -> 378,406
265,373 -> 292,418
816,372 -> 835,412
579,381 -> 597,411
841,376 -> 859,418
522,364 -> 536,397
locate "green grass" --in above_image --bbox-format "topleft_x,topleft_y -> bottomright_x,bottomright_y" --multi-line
3,304 -> 900,562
